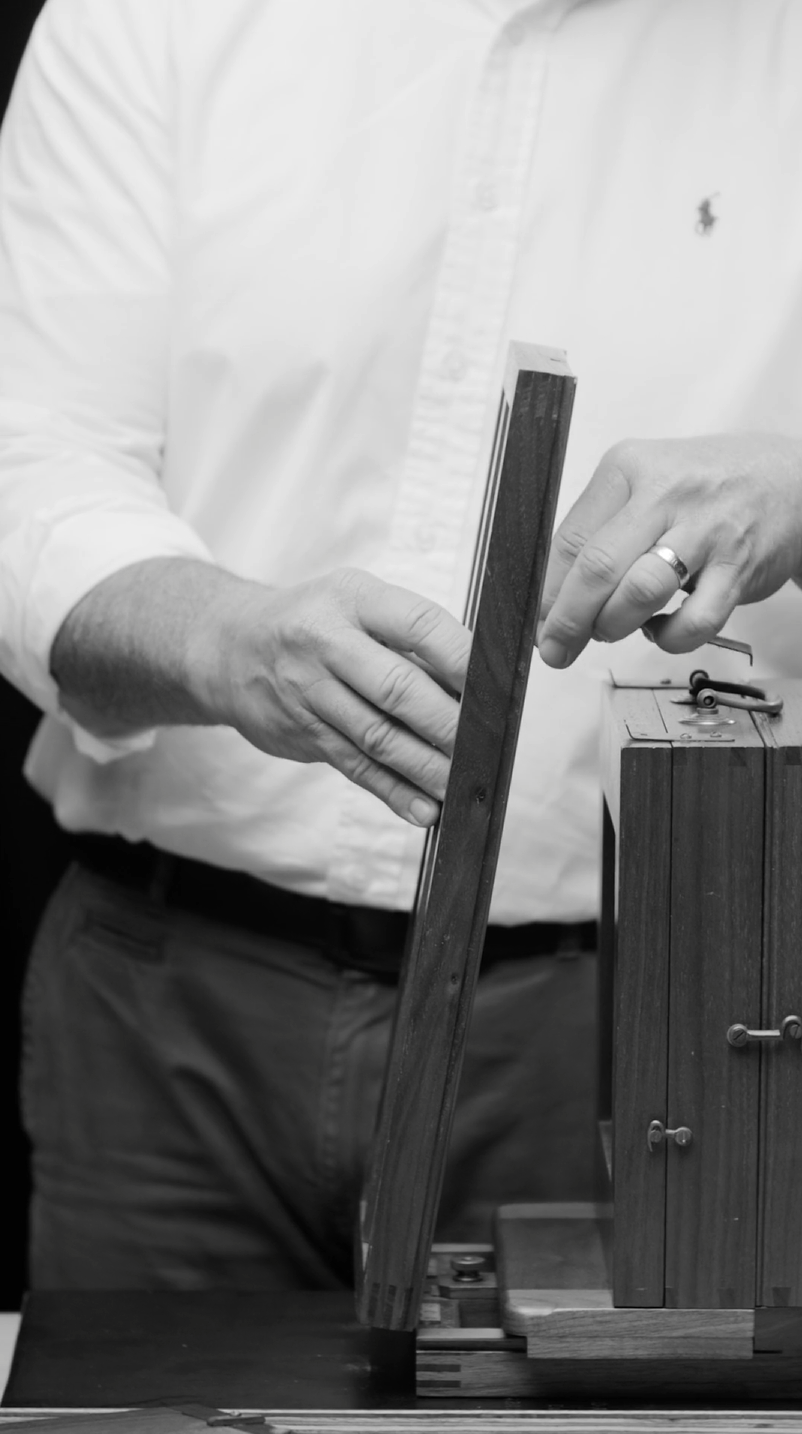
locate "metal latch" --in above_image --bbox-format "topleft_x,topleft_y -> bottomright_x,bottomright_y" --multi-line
671,669 -> 783,718
727,1015 -> 802,1048
647,1120 -> 693,1152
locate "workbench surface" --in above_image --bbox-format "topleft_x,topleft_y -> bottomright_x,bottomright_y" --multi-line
4,1292 -> 802,1418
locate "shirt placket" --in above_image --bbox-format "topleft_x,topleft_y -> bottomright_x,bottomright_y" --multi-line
327,4 -> 569,910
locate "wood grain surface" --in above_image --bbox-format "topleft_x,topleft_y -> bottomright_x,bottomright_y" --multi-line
522,1308 -> 753,1361
755,690 -> 802,1307
357,345 -> 576,1331
494,1203 -> 751,1359
11,1414 -> 802,1432
600,689 -> 672,1308
496,1203 -> 611,1339
416,1344 -> 802,1399
662,699 -> 765,1310
230,1417 -> 802,1433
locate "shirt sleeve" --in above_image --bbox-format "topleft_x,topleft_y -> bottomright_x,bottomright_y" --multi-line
0,0 -> 212,747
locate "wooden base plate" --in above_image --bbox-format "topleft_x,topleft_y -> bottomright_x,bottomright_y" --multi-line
496,1206 -> 753,1360
416,1330 -> 802,1399
416,1215 -> 802,1397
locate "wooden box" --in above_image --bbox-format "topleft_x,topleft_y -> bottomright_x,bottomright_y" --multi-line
416,678 -> 802,1398
599,678 -> 802,1316
354,342 -> 802,1398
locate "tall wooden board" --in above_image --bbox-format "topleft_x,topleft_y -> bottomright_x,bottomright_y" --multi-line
757,687 -> 802,1307
663,709 -> 764,1309
600,689 -> 672,1308
356,343 -> 576,1332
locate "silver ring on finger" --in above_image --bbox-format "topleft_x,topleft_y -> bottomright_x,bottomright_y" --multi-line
648,544 -> 690,589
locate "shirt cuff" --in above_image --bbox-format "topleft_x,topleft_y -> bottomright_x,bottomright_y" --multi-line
60,713 -> 160,765
8,506 -> 214,763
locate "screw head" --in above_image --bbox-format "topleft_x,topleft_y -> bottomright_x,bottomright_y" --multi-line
451,1254 -> 486,1282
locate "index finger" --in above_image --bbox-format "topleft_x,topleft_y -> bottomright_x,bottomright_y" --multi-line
539,454 -> 633,630
539,495 -> 669,666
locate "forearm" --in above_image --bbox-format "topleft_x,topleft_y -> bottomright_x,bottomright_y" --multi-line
50,556 -> 251,737
49,555 -> 470,826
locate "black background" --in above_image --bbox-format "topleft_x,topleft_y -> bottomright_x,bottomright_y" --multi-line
1,0 -> 68,1309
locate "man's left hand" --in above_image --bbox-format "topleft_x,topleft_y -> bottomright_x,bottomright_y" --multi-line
538,434 -> 802,667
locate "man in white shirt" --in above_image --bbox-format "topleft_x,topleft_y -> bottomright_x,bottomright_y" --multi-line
4,0 -> 802,1289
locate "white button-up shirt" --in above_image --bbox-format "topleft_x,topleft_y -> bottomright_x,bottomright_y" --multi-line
2,0 -> 802,922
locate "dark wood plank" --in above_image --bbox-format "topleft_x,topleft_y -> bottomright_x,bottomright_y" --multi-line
356,345 -> 576,1332
663,706 -> 764,1310
596,802 -> 615,1269
756,689 -> 802,1307
755,1305 -> 802,1353
597,802 -> 615,1132
416,1343 -> 802,1400
600,688 -> 672,1309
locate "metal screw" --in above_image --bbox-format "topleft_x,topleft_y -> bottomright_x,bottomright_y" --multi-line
671,1126 -> 693,1147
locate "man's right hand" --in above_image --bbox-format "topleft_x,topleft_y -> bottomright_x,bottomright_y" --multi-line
52,560 -> 471,827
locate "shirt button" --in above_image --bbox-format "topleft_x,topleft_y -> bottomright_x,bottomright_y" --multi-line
442,349 -> 466,382
474,180 -> 498,212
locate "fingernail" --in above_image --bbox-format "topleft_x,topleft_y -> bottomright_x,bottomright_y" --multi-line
409,796 -> 438,826
539,638 -> 571,669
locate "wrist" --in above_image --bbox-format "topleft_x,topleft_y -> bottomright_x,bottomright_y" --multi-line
184,571 -> 273,727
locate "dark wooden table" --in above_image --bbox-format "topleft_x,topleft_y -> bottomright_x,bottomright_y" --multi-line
4,1292 -> 802,1418
4,1293 -> 405,1411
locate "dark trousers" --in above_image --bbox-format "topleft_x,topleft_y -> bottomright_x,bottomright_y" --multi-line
21,864 -> 597,1290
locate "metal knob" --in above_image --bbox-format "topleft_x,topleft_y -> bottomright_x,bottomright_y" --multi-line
450,1254 -> 486,1283
647,1119 -> 693,1152
727,1014 -> 802,1048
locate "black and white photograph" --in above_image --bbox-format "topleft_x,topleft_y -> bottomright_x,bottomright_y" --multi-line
1,2 -> 802,1427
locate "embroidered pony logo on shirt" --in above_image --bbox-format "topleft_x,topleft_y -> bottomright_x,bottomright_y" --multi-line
696,194 -> 719,235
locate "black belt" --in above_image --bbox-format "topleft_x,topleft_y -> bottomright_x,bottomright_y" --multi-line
71,834 -> 596,981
